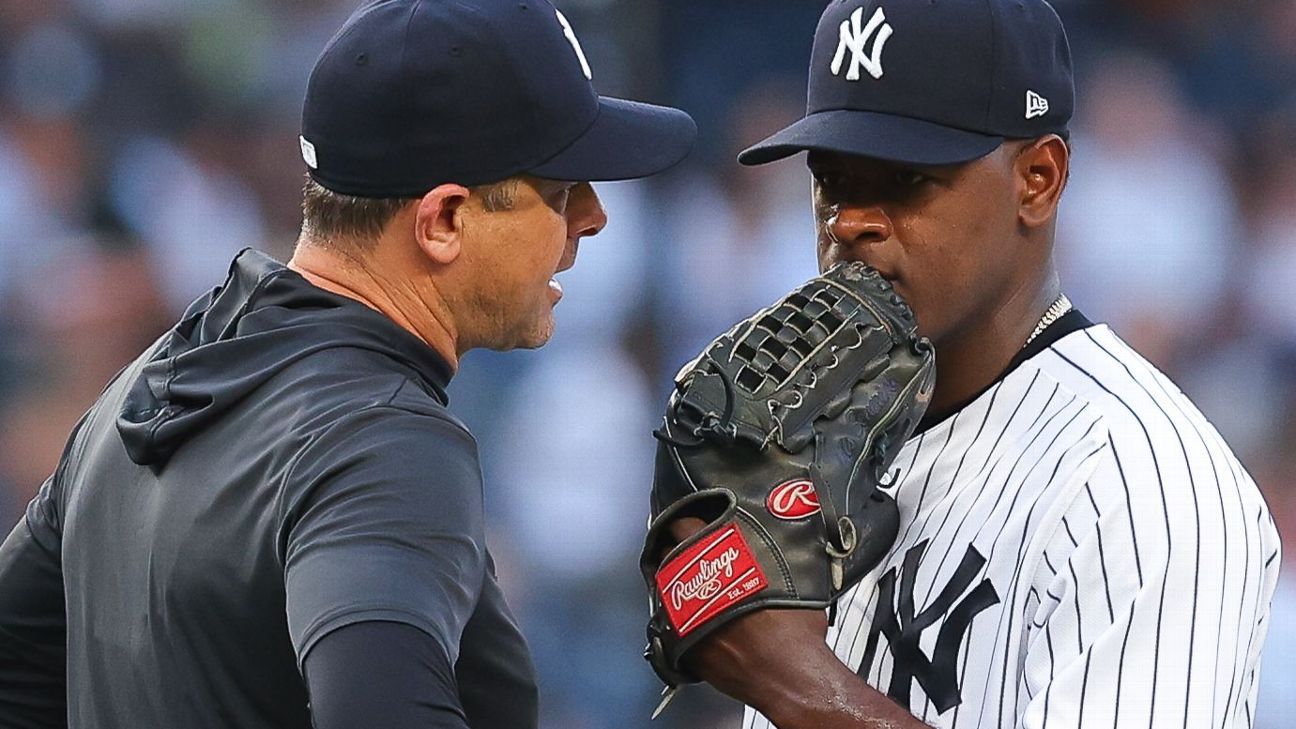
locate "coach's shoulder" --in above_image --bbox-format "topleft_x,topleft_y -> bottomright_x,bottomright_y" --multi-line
300,398 -> 479,474
273,400 -> 490,565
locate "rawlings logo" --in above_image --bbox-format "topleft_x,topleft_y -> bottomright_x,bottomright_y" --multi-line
656,525 -> 768,637
767,479 -> 821,520
669,547 -> 740,610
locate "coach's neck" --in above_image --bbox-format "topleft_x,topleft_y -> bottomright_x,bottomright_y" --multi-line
288,220 -> 461,372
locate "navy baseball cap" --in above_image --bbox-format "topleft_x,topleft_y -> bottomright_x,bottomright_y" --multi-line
740,0 -> 1074,167
301,0 -> 697,197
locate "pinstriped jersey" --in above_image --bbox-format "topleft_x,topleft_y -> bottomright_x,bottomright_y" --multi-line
743,322 -> 1281,729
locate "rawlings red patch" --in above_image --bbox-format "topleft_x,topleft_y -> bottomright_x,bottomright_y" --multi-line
656,524 -> 768,637
766,479 -> 821,520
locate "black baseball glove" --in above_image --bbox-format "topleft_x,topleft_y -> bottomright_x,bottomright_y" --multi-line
640,262 -> 935,706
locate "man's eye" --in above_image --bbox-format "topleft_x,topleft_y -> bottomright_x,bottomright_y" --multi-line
551,188 -> 571,211
814,173 -> 845,190
894,171 -> 929,186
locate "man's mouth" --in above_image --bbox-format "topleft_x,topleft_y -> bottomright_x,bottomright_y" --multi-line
550,243 -> 578,302
830,255 -> 898,283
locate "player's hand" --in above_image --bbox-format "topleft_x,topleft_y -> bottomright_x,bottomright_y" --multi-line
667,519 -> 925,729
640,263 -> 933,703
665,518 -> 831,705
686,603 -> 831,705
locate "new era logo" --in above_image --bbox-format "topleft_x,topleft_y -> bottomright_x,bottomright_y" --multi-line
831,6 -> 893,82
1026,90 -> 1050,120
299,136 -> 318,170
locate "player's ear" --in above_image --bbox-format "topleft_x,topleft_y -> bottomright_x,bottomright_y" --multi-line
414,184 -> 471,265
1014,135 -> 1069,229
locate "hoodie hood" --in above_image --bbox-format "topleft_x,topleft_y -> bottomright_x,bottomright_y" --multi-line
117,249 -> 453,467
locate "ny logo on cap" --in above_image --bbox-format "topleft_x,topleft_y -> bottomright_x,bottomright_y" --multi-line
1026,90 -> 1050,119
555,9 -> 592,80
831,6 -> 893,82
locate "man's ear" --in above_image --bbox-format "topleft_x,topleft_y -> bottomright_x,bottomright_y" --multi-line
1016,135 -> 1070,229
414,184 -> 472,264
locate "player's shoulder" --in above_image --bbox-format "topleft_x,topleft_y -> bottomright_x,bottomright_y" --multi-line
1027,323 -> 1261,508
1029,324 -> 1223,452
968,334 -> 1113,465
1029,324 -> 1280,577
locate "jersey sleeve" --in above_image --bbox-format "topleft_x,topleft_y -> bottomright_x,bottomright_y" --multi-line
1018,446 -> 1281,729
280,406 -> 488,677
304,621 -> 469,729
0,475 -> 69,729
0,407 -> 95,729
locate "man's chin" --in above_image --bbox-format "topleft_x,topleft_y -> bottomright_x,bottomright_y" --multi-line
512,333 -> 553,351
489,317 -> 556,352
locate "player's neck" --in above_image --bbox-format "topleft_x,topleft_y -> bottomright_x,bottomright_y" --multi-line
923,278 -> 1062,424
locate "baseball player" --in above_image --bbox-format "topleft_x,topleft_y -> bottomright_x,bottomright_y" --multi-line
645,2 -> 1280,728
0,2 -> 694,728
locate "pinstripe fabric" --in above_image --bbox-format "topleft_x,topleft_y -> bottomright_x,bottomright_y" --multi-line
743,325 -> 1280,729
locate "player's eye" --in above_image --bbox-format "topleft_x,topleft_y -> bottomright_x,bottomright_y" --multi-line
813,171 -> 847,191
893,170 -> 929,187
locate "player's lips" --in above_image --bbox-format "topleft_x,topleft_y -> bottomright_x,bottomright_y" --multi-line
831,254 -> 899,283
871,268 -> 899,283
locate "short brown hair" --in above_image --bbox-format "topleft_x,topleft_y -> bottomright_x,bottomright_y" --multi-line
476,177 -> 520,213
299,177 -> 522,248
300,178 -> 416,246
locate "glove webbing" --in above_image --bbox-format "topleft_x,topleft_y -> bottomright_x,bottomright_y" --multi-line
732,285 -> 865,393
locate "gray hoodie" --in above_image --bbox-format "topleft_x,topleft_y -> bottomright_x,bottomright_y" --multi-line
0,249 -> 536,729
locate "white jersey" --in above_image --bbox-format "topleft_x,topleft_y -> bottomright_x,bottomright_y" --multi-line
743,323 -> 1281,729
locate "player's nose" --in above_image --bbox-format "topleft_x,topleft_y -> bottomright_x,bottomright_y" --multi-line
829,205 -> 893,246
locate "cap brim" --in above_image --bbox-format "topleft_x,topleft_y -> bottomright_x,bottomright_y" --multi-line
528,97 -> 697,182
738,109 -> 1004,167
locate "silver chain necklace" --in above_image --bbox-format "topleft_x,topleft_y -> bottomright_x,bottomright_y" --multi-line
1024,294 -> 1072,348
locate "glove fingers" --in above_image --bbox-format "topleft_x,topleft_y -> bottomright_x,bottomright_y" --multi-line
642,261 -> 934,696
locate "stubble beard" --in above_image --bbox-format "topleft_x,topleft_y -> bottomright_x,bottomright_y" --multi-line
477,290 -> 555,352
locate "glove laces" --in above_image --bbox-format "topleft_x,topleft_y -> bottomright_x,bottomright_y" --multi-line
652,358 -> 739,449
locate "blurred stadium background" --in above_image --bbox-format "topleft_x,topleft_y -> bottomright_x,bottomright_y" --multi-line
0,0 -> 1292,726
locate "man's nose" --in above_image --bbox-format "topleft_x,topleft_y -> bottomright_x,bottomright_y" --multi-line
828,205 -> 893,246
569,183 -> 607,239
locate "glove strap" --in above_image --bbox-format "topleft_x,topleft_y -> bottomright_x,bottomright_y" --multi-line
810,458 -> 858,591
825,515 -> 858,591
655,521 -> 769,639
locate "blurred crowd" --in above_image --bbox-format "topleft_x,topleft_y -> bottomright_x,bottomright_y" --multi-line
0,0 -> 1292,727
